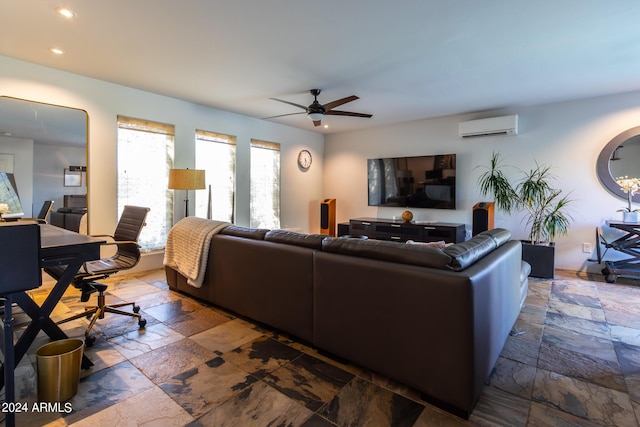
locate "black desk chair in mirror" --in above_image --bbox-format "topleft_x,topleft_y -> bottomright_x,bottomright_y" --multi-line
17,200 -> 54,224
45,205 -> 150,346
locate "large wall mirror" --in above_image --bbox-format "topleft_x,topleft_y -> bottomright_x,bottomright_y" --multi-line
0,96 -> 88,222
597,126 -> 640,203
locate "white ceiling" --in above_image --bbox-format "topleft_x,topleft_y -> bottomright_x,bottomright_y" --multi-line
2,1 -> 640,134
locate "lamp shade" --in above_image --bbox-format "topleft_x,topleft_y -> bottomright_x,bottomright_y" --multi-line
168,169 -> 205,190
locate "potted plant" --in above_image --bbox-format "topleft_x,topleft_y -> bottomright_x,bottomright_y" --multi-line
477,152 -> 573,278
615,176 -> 640,223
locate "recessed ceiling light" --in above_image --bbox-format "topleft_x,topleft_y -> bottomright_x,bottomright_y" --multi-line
49,47 -> 65,55
56,7 -> 77,18
323,124 -> 329,129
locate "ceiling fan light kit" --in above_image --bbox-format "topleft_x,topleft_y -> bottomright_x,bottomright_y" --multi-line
267,89 -> 372,127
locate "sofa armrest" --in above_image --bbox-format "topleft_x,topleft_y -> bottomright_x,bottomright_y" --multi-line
443,228 -> 512,271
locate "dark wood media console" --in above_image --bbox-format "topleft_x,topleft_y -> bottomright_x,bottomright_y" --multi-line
348,217 -> 465,243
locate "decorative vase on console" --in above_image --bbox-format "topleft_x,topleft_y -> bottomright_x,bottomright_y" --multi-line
616,176 -> 640,223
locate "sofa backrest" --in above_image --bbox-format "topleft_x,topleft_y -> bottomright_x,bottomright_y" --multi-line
220,225 -> 269,240
219,224 -> 512,272
265,229 -> 327,250
322,228 -> 512,271
321,237 -> 453,269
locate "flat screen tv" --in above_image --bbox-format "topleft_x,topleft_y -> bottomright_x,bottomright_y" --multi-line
367,153 -> 456,209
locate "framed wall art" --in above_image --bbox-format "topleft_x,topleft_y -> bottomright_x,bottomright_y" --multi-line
64,168 -> 82,187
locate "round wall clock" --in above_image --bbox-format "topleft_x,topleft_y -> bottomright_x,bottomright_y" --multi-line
298,149 -> 312,170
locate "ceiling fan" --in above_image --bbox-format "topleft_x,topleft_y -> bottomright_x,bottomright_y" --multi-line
266,89 -> 372,127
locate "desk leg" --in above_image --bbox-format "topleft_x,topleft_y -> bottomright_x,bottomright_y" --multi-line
12,292 -> 67,355
0,263 -> 93,389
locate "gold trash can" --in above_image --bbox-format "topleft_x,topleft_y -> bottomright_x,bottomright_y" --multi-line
36,338 -> 84,402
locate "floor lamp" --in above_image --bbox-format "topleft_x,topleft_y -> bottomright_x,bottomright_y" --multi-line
168,168 -> 205,217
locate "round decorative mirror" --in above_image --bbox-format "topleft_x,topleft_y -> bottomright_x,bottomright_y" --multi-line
597,126 -> 640,203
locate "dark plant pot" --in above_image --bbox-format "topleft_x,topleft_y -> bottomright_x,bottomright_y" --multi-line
521,241 -> 555,279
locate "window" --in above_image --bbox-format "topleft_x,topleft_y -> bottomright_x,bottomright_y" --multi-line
195,130 -> 236,221
117,116 -> 174,251
250,139 -> 280,229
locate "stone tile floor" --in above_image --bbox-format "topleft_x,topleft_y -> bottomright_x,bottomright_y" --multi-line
2,268 -> 640,426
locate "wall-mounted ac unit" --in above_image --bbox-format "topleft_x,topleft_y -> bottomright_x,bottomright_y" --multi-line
458,115 -> 518,138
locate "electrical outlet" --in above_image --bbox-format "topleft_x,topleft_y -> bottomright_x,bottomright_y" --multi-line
582,242 -> 592,253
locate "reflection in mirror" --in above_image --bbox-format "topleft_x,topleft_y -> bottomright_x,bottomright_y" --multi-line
609,135 -> 640,179
0,173 -> 24,218
0,97 -> 87,223
597,126 -> 640,203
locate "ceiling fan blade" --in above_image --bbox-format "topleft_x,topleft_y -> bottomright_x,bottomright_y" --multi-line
325,110 -> 373,118
313,120 -> 322,127
263,112 -> 305,119
269,98 -> 308,110
322,95 -> 359,112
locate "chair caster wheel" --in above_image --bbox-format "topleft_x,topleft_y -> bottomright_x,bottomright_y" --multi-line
85,336 -> 96,347
133,305 -> 140,313
138,318 -> 147,329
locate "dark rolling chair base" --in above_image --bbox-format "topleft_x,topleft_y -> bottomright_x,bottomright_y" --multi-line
57,282 -> 147,346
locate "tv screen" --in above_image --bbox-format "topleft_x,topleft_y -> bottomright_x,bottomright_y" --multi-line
368,154 -> 456,209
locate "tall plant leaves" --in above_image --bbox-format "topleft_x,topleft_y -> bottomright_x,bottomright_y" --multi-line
477,153 -> 573,244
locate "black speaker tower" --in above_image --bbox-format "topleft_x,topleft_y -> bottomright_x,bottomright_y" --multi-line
472,202 -> 495,236
320,199 -> 336,236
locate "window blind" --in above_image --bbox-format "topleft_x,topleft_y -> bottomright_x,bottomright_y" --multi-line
195,130 -> 236,221
117,116 -> 175,251
250,139 -> 280,229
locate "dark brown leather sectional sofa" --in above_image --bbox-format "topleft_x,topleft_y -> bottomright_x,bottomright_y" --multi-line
165,224 -> 528,418
49,194 -> 87,232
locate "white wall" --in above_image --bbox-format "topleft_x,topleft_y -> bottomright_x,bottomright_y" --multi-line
0,55 -> 324,270
324,90 -> 640,272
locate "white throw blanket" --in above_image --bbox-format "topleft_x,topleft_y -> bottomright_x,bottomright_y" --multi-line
163,217 -> 230,288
